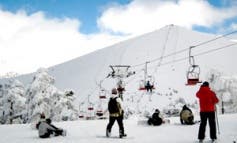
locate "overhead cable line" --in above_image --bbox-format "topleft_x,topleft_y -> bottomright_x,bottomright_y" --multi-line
131,30 -> 237,68
158,43 -> 237,67
191,30 -> 237,49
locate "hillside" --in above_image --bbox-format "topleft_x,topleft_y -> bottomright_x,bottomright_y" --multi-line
1,24 -> 237,117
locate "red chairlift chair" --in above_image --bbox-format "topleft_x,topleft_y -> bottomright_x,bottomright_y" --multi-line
96,110 -> 103,117
186,65 -> 201,85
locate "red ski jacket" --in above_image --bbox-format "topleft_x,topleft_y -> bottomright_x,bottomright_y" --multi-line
196,86 -> 219,112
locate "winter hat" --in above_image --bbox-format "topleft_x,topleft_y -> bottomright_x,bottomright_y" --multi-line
40,113 -> 45,119
111,88 -> 118,94
46,118 -> 51,124
202,81 -> 209,87
155,109 -> 160,114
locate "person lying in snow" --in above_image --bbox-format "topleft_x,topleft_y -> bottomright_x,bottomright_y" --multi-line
38,118 -> 66,138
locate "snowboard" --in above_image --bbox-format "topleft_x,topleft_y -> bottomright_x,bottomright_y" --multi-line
137,118 -> 170,125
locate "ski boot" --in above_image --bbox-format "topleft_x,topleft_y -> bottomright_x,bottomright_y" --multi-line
106,129 -> 111,137
62,130 -> 67,136
199,139 -> 203,143
119,133 -> 127,138
119,130 -> 127,138
211,139 -> 217,143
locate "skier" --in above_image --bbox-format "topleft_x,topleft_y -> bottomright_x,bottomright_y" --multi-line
145,81 -> 153,93
180,105 -> 194,125
147,109 -> 163,126
38,118 -> 66,138
196,81 -> 219,143
106,88 -> 127,138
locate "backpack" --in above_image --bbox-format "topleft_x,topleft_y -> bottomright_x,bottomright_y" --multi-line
108,97 -> 119,114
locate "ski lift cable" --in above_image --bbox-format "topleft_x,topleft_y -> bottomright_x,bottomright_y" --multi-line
131,30 -> 237,68
158,43 -> 237,67
191,30 -> 237,49
153,24 -> 172,73
171,26 -> 180,69
124,68 -> 144,85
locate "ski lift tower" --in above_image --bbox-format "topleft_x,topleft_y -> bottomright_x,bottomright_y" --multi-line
107,65 -> 135,100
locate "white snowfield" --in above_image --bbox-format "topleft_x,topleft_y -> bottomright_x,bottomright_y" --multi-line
0,113 -> 236,143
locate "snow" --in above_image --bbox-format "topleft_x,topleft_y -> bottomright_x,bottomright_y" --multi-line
0,113 -> 237,143
0,25 -> 237,142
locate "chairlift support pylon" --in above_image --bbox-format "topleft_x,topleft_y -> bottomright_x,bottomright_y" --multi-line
186,46 -> 201,85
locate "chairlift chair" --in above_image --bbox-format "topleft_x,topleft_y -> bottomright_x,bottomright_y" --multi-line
96,110 -> 103,117
186,65 -> 201,85
86,104 -> 95,120
139,76 -> 155,90
88,102 -> 94,111
186,47 -> 202,86
88,107 -> 94,111
99,89 -> 106,99
78,113 -> 84,118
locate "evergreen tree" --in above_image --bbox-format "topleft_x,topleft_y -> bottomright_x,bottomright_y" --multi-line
26,68 -> 78,123
0,80 -> 26,124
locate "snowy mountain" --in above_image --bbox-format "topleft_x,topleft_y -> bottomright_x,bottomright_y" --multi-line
1,24 -> 237,121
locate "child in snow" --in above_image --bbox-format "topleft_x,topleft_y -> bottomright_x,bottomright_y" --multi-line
36,113 -> 46,129
38,118 -> 66,138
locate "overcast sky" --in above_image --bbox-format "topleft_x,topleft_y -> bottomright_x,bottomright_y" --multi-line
0,0 -> 237,76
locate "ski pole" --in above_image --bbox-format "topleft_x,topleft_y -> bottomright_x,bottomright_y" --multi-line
215,106 -> 220,134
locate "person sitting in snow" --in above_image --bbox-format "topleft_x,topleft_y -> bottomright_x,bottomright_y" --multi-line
148,109 -> 163,126
180,105 -> 194,125
38,118 -> 66,138
36,113 -> 46,129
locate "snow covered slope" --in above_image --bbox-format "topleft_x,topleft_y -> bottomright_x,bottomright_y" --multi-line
0,113 -> 236,143
1,25 -> 237,114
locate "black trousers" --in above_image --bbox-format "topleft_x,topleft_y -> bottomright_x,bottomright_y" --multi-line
107,116 -> 124,134
198,112 -> 217,140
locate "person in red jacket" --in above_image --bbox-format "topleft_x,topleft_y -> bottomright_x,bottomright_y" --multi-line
196,81 -> 219,143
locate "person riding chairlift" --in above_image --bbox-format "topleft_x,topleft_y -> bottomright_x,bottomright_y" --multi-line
145,81 -> 153,93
